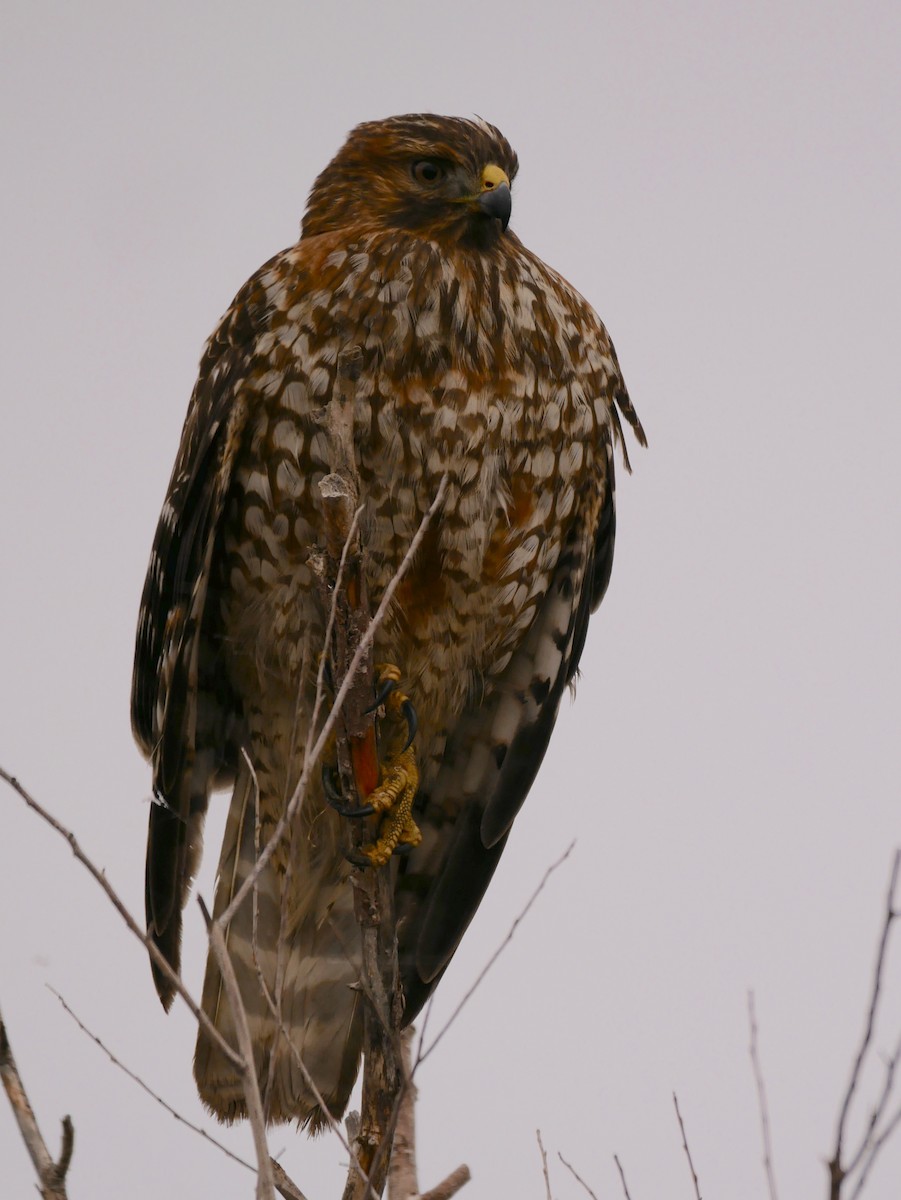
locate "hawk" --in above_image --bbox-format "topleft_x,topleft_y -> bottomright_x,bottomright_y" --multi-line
132,113 -> 645,1129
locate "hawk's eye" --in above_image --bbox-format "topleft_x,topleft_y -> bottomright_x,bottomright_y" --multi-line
411,160 -> 446,186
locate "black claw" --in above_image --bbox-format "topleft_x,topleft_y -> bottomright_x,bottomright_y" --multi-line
344,842 -> 413,869
365,675 -> 398,714
400,699 -> 418,751
322,762 -> 342,802
321,763 -> 375,819
344,849 -> 374,869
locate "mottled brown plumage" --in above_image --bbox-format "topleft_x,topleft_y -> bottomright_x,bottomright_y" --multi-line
132,112 -> 645,1128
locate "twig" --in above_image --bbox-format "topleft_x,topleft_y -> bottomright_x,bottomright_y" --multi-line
673,1093 -> 702,1200
48,986 -> 255,1175
0,1003 -> 73,1199
845,1028 -> 901,1181
419,1167 -> 473,1200
747,991 -> 779,1200
828,849 -> 901,1199
848,1099 -> 901,1200
420,841 -> 576,1063
200,898 -> 276,1200
412,994 -> 435,1071
537,1129 -> 553,1200
308,502 -> 364,747
388,1030 -> 420,1200
0,766 -> 242,1073
613,1154 -> 633,1200
271,1158 -> 312,1200
388,1028 -> 470,1200
558,1151 -> 599,1200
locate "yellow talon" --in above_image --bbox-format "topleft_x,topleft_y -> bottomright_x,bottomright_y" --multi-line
361,744 -> 422,866
359,667 -> 422,866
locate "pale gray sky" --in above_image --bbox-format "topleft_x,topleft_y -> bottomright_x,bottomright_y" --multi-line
2,2 -> 900,1197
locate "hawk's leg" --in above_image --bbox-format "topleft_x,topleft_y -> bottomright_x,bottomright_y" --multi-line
343,663 -> 422,867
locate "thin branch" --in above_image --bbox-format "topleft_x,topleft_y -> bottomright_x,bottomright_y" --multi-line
849,1098 -> 901,1200
828,849 -> 901,1199
420,840 -> 575,1063
844,1029 -> 901,1179
412,994 -> 435,1071
271,1158 -> 312,1200
673,1093 -> 702,1200
536,1129 -> 553,1200
0,767 -> 243,1073
0,1003 -> 73,1200
613,1154 -> 633,1200
557,1151 -> 599,1200
389,1028 -> 470,1200
388,1030 -> 419,1200
419,1167 -> 473,1200
308,502 -> 364,745
833,850 -> 899,1151
48,987 -> 254,1175
747,991 -> 779,1200
200,898 -> 275,1200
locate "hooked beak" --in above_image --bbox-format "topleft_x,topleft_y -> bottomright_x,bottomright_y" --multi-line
477,164 -> 512,230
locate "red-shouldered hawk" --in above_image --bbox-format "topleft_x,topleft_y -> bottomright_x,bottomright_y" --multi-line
132,113 -> 645,1129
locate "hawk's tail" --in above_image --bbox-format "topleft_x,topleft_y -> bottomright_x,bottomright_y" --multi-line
193,756 -> 363,1128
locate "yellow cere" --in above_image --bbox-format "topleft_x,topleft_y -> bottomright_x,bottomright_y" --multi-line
480,163 -> 510,192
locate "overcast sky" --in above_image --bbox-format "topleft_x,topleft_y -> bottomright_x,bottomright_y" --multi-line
2,2 -> 900,1197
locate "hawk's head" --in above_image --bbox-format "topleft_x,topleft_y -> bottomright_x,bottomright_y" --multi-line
301,114 -> 519,247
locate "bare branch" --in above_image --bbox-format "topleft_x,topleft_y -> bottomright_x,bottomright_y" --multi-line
308,502 -> 364,744
849,1098 -> 901,1200
48,987 -> 255,1175
419,1166 -> 473,1200
673,1093 -> 702,1200
536,1129 -> 553,1200
0,1003 -> 73,1199
271,1158 -> 312,1200
747,991 -> 780,1200
412,994 -> 435,1072
200,897 -> 275,1200
0,766 -> 243,1073
613,1154 -> 633,1200
829,849 -> 901,1199
845,1029 -> 901,1179
557,1151 -> 599,1200
389,1028 -> 470,1200
388,1029 -> 420,1200
420,840 -> 575,1063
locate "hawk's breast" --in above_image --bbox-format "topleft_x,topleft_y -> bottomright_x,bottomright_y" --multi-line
216,232 -> 614,737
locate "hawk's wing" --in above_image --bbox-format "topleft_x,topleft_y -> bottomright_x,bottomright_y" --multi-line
398,425 -> 622,1017
131,265 -> 275,1004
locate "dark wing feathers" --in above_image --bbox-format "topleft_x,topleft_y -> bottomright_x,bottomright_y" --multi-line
134,341 -> 251,1006
131,256 -> 279,753
398,450 -> 617,1019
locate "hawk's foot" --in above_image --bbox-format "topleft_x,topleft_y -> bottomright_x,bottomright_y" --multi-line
355,664 -> 422,867
357,743 -> 422,867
